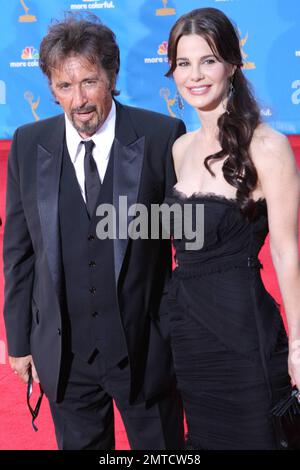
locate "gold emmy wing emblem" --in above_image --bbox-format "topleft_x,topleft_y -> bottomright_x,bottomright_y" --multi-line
156,0 -> 176,16
24,91 -> 40,121
240,32 -> 256,70
19,0 -> 37,22
160,88 -> 176,118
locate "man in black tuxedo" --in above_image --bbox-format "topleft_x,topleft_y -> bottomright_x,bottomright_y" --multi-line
3,16 -> 185,449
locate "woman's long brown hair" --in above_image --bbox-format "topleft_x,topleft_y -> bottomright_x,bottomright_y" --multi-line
166,8 -> 261,216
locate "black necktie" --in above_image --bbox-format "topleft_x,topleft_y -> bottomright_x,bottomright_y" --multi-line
82,140 -> 101,217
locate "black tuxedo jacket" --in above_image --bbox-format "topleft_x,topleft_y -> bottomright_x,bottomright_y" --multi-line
3,101 -> 185,402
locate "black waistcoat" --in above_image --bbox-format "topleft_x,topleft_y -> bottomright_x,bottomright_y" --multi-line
59,141 -> 128,364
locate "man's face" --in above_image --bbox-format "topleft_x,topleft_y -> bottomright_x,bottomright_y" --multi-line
51,55 -> 114,138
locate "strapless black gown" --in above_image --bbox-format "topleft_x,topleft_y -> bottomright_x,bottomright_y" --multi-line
164,188 -> 291,450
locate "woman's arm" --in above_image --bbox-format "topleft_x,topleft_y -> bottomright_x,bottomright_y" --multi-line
253,127 -> 300,389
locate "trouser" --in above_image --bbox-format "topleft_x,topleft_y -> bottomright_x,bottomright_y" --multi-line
49,351 -> 184,450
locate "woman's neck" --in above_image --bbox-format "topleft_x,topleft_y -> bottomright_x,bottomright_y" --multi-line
196,105 -> 224,142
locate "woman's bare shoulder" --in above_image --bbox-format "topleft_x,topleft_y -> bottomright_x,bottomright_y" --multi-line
251,123 -> 294,171
172,130 -> 198,159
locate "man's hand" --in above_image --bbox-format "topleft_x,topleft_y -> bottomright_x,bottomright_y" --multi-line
9,355 -> 40,383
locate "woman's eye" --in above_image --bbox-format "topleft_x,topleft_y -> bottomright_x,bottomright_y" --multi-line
203,58 -> 217,65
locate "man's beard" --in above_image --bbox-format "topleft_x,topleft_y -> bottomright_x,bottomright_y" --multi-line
71,105 -> 101,136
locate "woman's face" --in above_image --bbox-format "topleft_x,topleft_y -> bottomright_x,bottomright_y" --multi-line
173,34 -> 234,113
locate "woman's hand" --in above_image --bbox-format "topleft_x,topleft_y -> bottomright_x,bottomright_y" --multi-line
288,339 -> 300,391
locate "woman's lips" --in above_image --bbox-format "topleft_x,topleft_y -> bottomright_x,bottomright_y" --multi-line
187,85 -> 212,95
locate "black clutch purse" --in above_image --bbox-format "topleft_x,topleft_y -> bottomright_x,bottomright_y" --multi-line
271,386 -> 300,449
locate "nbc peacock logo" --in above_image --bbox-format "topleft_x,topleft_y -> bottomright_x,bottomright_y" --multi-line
10,46 -> 39,68
21,46 -> 39,60
157,41 -> 168,56
145,41 -> 168,64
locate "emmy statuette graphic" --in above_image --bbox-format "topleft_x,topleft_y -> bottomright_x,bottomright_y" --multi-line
24,91 -> 40,121
156,0 -> 175,16
160,87 -> 176,117
240,32 -> 256,70
18,0 -> 37,22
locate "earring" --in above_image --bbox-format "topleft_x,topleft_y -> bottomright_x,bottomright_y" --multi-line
222,99 -> 230,115
228,79 -> 234,100
177,93 -> 184,110
176,91 -> 184,118
222,78 -> 235,115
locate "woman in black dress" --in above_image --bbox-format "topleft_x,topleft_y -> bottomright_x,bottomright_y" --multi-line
164,7 -> 300,449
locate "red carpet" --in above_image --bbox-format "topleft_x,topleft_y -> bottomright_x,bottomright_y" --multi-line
0,136 -> 299,449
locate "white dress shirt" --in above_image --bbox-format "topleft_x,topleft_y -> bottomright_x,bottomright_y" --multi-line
65,100 -> 116,202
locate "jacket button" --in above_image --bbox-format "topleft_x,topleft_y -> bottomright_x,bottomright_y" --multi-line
89,261 -> 96,267
280,439 -> 288,448
92,311 -> 99,317
89,287 -> 96,294
88,234 -> 95,241
57,328 -> 61,335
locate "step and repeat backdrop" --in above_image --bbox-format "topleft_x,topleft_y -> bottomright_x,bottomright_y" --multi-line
0,0 -> 299,138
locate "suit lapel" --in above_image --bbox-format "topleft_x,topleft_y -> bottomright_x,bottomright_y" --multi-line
113,101 -> 145,283
37,115 -> 64,304
36,105 -> 145,293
